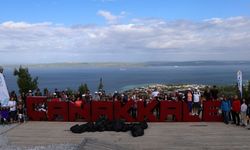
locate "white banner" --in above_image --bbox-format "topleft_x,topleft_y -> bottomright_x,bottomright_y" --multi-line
0,73 -> 9,107
237,70 -> 242,98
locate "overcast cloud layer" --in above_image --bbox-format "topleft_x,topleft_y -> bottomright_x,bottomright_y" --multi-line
1,13 -> 250,64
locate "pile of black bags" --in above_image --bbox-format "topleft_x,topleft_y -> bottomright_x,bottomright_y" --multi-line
70,116 -> 148,137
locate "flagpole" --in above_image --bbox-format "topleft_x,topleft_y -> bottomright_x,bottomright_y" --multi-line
237,70 -> 243,99
0,66 -> 10,107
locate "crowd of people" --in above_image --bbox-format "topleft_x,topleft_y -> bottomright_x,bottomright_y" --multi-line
0,91 -> 25,124
220,95 -> 250,127
1,85 -> 250,129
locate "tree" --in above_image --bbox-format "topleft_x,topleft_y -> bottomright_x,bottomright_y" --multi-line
14,66 -> 38,94
78,83 -> 89,94
98,77 -> 104,91
243,80 -> 250,102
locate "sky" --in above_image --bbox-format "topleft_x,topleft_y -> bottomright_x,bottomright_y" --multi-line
1,0 -> 250,64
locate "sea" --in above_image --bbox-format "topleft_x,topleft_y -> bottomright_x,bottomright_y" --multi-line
2,63 -> 250,94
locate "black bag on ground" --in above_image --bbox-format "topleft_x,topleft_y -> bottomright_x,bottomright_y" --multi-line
121,123 -> 130,132
140,121 -> 148,129
79,123 -> 90,132
95,116 -> 108,132
86,122 -> 96,132
70,117 -> 148,137
70,124 -> 83,133
95,116 -> 108,131
131,124 -> 144,137
105,120 -> 114,131
113,119 -> 125,132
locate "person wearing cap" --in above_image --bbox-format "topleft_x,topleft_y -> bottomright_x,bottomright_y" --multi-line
193,88 -> 201,116
93,92 -> 100,101
53,92 -> 57,98
113,91 -> 119,100
27,90 -> 33,96
151,88 -> 159,100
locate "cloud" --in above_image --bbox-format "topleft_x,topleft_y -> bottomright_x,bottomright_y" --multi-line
1,16 -> 250,64
1,21 -> 52,29
97,10 -> 125,24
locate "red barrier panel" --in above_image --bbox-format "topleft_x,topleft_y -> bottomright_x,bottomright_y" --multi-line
26,96 -> 47,121
203,101 -> 223,122
26,97 -> 224,122
91,101 -> 113,121
47,101 -> 69,121
69,101 -> 90,122
182,102 -> 201,122
51,98 -> 60,102
137,100 -> 158,122
114,101 -> 135,122
159,101 -> 182,122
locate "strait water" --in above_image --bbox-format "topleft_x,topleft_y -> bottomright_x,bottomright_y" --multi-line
3,65 -> 250,94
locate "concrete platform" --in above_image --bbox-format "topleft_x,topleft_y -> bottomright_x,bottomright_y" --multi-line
4,122 -> 250,150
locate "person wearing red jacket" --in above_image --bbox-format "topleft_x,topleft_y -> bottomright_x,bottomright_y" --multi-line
232,95 -> 241,126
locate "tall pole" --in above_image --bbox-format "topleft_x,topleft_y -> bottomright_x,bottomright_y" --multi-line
237,70 -> 243,99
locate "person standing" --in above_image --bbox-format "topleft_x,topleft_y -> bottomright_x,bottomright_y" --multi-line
210,85 -> 219,100
151,88 -> 159,100
187,90 -> 193,115
203,86 -> 211,101
240,99 -> 248,126
193,88 -> 201,116
220,96 -> 231,124
17,103 -> 25,123
232,96 -> 241,126
8,97 -> 17,123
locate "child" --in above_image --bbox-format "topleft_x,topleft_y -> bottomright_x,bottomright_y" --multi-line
0,107 -> 9,124
8,97 -> 17,123
17,103 -> 25,123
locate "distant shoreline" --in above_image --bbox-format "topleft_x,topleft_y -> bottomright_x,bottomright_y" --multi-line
2,60 -> 250,68
3,62 -> 248,94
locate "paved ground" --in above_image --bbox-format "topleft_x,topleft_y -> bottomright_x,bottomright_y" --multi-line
1,122 -> 250,150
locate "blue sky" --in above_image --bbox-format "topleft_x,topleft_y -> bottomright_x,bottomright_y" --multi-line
1,0 -> 250,25
1,0 -> 250,64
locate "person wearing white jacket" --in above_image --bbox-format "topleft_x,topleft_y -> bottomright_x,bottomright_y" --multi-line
8,97 -> 17,123
193,89 -> 201,116
240,99 -> 248,126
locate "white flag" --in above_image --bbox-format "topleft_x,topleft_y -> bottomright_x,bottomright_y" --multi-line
237,70 -> 242,98
0,73 -> 9,107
